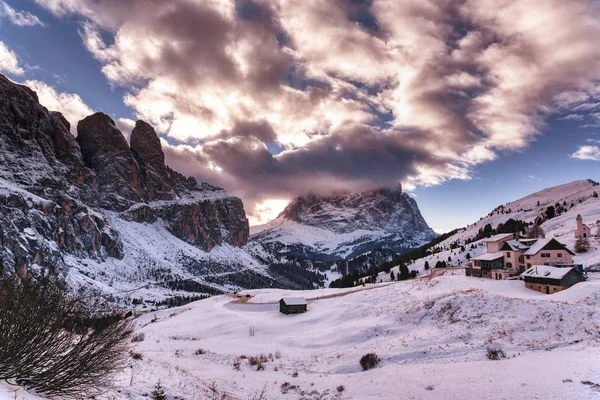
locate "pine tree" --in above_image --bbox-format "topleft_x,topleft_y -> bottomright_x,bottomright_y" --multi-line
575,237 -> 590,253
424,261 -> 430,270
390,271 -> 395,281
151,381 -> 166,400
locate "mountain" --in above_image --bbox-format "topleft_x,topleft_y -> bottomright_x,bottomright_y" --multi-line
249,188 -> 437,262
0,74 -> 285,302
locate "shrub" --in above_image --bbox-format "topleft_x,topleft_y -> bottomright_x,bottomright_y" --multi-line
130,351 -> 144,360
360,353 -> 380,370
0,276 -> 133,398
486,347 -> 506,360
194,349 -> 206,355
151,381 -> 166,400
337,385 -> 345,393
233,358 -> 241,371
131,333 -> 145,342
292,370 -> 299,377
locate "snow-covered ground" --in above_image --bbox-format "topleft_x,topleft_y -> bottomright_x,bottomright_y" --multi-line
4,273 -> 590,399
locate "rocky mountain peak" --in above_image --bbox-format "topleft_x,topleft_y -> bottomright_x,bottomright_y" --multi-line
252,186 -> 436,259
77,112 -> 143,209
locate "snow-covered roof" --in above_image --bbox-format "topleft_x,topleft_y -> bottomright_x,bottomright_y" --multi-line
523,238 -> 572,256
484,233 -> 514,243
280,297 -> 307,306
472,251 -> 504,261
521,265 -> 575,280
504,239 -> 531,251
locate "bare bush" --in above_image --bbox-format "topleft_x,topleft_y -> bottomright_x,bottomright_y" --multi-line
0,276 -> 133,399
486,347 -> 506,360
131,332 -> 145,342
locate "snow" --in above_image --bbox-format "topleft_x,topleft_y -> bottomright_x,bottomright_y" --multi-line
280,297 -> 307,305
483,233 -> 515,242
521,265 -> 576,279
472,251 -> 504,261
76,272 -> 600,400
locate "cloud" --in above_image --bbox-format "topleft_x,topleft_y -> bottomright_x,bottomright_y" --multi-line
35,0 -> 600,223
571,145 -> 600,161
24,80 -> 94,135
115,117 -> 135,142
0,40 -> 23,75
0,1 -> 45,26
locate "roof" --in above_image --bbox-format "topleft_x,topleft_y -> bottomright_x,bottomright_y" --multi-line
521,265 -> 575,280
523,237 -> 574,256
502,239 -> 531,251
484,233 -> 514,243
472,251 -> 504,261
280,297 -> 307,306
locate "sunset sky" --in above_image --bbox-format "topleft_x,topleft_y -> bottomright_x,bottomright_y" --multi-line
1,0 -> 599,232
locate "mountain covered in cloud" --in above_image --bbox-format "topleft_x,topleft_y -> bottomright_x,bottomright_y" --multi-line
250,187 -> 437,260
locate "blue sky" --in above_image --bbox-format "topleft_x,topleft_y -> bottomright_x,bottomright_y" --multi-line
1,0 -> 599,231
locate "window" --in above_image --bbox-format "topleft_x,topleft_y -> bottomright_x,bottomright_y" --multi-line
541,253 -> 546,258
506,252 -> 511,258
526,255 -> 531,259
558,253 -> 562,258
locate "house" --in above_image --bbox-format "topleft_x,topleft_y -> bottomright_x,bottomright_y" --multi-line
575,214 -> 591,239
467,252 -> 504,278
279,297 -> 307,314
521,238 -> 574,269
484,233 -> 516,253
466,235 -> 574,279
521,265 -> 586,294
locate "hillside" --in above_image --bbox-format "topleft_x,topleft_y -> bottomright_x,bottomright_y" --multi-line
371,179 -> 600,284
10,272 -> 593,400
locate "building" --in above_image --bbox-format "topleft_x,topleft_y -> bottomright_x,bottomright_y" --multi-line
521,265 -> 586,294
467,252 -> 504,278
279,297 -> 308,314
484,233 -> 516,253
575,214 -> 591,239
466,235 -> 574,279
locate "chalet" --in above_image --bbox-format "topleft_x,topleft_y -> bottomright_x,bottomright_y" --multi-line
484,233 -> 516,253
521,265 -> 586,294
279,297 -> 307,314
467,252 -> 504,278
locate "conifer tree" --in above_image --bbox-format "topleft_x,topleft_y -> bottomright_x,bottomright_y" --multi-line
151,381 -> 166,400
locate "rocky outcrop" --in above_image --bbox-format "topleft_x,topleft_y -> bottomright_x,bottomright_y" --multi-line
0,74 -> 249,279
130,120 -> 174,199
251,187 -> 436,259
77,113 -> 144,210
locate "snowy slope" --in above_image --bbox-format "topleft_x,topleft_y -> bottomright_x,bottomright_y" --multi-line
73,273 -> 600,400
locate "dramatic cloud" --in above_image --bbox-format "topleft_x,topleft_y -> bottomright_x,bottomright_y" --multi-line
571,145 -> 600,161
0,1 -> 45,26
35,0 -> 600,223
24,80 -> 93,135
0,41 -> 23,75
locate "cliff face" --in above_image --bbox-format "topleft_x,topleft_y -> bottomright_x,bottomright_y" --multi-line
250,187 -> 437,260
0,74 -> 249,278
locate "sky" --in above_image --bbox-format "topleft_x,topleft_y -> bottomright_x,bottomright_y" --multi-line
0,0 -> 599,233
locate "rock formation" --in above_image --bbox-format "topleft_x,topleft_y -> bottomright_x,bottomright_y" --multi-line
0,74 -> 249,277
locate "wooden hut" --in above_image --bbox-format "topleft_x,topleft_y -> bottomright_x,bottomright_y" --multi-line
279,297 -> 307,314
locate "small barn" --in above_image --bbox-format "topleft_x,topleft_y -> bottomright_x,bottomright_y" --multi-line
279,297 -> 307,314
521,265 -> 586,294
